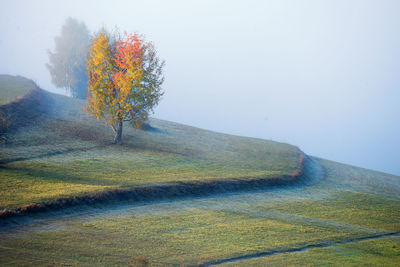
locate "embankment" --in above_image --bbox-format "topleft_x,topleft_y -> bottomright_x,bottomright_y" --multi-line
0,80 -> 48,135
0,154 -> 311,221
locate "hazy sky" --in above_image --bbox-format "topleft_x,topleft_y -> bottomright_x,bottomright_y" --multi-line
1,0 -> 399,175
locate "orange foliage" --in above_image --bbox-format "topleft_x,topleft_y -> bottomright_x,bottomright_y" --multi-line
86,28 -> 164,143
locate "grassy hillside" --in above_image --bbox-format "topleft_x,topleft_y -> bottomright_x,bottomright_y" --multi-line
0,75 -> 35,105
0,76 -> 302,212
1,76 -> 398,266
223,236 -> 400,266
0,158 -> 398,266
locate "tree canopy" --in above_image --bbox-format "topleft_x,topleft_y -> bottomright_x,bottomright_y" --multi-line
46,17 -> 90,99
86,28 -> 164,143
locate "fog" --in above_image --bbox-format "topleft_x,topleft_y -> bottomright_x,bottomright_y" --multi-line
1,0 -> 399,175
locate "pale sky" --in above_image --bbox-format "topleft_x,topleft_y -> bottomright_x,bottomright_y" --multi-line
0,0 -> 399,175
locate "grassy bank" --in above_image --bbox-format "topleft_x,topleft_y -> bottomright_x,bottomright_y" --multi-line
0,158 -> 399,266
0,76 -> 303,214
0,75 -> 35,105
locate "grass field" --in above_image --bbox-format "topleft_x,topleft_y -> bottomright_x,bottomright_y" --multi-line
0,76 -> 302,212
0,76 -> 399,266
0,75 -> 35,105
0,158 -> 399,266
223,236 -> 400,266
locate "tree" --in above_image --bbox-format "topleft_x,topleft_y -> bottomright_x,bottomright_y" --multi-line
46,17 -> 90,99
86,28 -> 164,144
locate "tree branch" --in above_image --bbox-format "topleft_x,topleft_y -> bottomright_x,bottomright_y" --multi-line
111,124 -> 117,134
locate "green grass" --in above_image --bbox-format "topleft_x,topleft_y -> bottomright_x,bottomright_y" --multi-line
0,163 -> 398,266
223,236 -> 400,266
0,75 -> 35,105
0,81 -> 302,210
0,76 -> 399,266
259,191 -> 400,231
0,187 -> 400,266
0,208 -> 376,266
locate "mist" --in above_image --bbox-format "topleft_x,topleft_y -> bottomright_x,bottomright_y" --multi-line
0,0 -> 399,175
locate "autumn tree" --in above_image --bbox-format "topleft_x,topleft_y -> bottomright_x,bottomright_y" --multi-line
86,28 -> 164,144
46,17 -> 90,99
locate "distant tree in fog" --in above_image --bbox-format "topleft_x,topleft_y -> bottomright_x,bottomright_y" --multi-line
46,17 -> 90,99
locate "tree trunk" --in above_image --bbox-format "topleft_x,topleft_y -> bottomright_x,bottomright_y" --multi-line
112,121 -> 123,144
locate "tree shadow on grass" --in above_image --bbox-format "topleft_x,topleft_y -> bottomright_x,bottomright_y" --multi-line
0,164 -> 119,187
0,144 -> 108,165
140,123 -> 165,134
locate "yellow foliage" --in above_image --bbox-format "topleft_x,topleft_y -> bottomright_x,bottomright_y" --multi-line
86,28 -> 164,142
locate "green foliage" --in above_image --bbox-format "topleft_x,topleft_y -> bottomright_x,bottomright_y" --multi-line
46,17 -> 89,99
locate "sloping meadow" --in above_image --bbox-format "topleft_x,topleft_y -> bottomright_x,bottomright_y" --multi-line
0,158 -> 398,266
0,79 -> 302,215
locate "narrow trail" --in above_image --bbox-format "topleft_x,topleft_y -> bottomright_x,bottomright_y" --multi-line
0,155 -> 324,231
200,232 -> 400,266
0,154 -> 323,224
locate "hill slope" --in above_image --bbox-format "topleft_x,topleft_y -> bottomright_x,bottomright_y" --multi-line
0,76 -> 303,215
0,156 -> 398,266
0,75 -> 399,266
0,75 -> 35,105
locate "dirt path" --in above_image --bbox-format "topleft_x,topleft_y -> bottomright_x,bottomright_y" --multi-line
0,153 -> 323,222
0,155 -> 324,231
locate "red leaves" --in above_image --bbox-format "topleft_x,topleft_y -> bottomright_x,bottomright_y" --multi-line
111,32 -> 145,100
86,27 -> 164,139
113,33 -> 144,76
